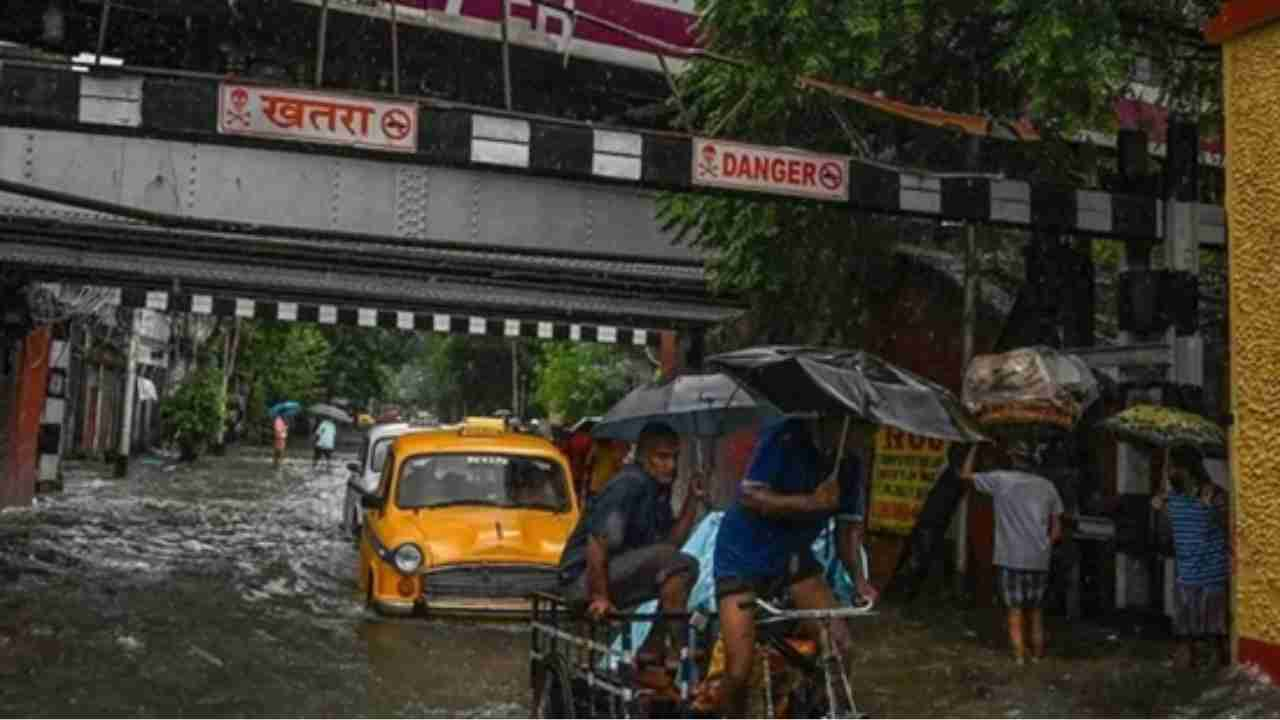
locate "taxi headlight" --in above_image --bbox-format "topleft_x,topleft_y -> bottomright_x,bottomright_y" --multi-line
392,543 -> 423,574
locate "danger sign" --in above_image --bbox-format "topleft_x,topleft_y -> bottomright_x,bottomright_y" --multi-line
692,138 -> 849,202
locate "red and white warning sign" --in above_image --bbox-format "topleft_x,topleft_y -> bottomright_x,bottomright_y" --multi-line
218,84 -> 418,153
691,138 -> 849,202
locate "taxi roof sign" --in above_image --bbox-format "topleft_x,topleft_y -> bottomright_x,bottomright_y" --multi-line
459,417 -> 507,436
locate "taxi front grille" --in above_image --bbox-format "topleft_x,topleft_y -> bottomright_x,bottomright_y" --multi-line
424,565 -> 559,599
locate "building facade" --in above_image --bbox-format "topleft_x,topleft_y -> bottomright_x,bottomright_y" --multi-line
1207,0 -> 1280,682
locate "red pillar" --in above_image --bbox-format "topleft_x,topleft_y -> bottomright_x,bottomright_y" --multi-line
2,326 -> 52,509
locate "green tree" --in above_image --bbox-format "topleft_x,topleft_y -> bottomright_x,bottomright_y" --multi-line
533,343 -> 644,422
160,366 -> 226,461
320,327 -> 420,407
236,321 -> 331,414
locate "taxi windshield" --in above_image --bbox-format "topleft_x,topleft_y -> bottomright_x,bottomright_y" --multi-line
396,453 -> 570,512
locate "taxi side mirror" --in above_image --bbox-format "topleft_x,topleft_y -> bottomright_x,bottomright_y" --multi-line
360,494 -> 386,510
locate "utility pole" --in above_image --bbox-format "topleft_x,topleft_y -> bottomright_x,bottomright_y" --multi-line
115,312 -> 138,478
315,0 -> 330,87
389,0 -> 400,95
500,0 -> 513,110
511,340 -> 520,417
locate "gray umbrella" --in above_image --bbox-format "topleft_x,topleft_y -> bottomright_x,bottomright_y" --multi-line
708,345 -> 986,443
592,373 -> 775,441
307,402 -> 353,424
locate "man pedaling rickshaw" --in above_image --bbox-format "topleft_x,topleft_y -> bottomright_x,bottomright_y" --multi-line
555,421 -> 708,690
713,416 -> 878,718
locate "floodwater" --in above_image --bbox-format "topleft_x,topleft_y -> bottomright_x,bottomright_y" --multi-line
0,445 -> 526,718
2,443 -> 1279,717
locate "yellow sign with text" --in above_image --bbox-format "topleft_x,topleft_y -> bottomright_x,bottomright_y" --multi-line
869,427 -> 949,535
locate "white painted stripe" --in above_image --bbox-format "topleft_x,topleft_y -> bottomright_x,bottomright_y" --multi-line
319,305 -> 337,324
434,314 -> 450,332
471,139 -> 530,168
504,319 -> 520,337
235,298 -> 255,318
41,398 -> 65,425
50,340 -> 69,369
1077,191 -> 1113,233
990,180 -> 1031,224
1196,203 -> 1226,247
593,154 -> 642,181
632,329 -> 647,347
469,316 -> 486,335
358,308 -> 377,327
397,311 -> 414,330
538,321 -> 553,339
192,294 -> 212,314
473,115 -> 531,143
594,130 -> 642,157
145,291 -> 168,311
598,326 -> 617,344
899,173 -> 941,214
277,302 -> 298,321
570,324 -> 581,341
78,76 -> 142,127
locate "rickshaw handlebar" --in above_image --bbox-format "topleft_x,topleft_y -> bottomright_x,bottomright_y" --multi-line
751,596 -> 877,624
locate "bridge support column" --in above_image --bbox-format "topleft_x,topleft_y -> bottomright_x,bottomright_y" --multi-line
658,329 -> 705,380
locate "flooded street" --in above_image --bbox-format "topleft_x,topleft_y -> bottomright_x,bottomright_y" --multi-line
0,444 -> 526,718
1,444 -> 1278,718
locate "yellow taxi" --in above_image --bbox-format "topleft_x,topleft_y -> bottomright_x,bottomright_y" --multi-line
354,417 -> 578,615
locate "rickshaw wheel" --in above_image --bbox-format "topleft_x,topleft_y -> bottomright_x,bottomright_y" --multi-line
533,655 -> 575,718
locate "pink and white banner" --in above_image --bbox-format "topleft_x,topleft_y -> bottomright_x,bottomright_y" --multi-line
295,0 -> 700,73
218,83 -> 419,152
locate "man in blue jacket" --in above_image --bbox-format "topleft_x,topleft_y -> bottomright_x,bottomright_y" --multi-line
714,416 -> 875,717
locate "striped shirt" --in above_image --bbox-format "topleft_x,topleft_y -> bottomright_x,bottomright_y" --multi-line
1166,492 -> 1230,587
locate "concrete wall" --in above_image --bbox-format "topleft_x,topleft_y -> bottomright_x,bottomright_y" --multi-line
1222,16 -> 1280,680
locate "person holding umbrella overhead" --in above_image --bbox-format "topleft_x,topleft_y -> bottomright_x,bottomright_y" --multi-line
713,415 -> 870,718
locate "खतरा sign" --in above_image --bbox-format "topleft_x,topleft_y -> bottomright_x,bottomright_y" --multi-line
218,83 -> 419,152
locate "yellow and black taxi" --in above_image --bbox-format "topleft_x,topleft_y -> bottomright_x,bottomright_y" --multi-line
354,417 -> 578,615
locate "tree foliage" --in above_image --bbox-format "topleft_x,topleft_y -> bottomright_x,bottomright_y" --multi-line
319,327 -> 420,407
533,343 -> 646,422
160,366 -> 226,460
236,322 -> 331,410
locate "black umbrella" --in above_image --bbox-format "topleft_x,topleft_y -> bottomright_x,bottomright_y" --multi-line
708,345 -> 986,443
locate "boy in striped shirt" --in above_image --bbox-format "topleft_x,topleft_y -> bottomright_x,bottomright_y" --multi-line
1152,447 -> 1231,669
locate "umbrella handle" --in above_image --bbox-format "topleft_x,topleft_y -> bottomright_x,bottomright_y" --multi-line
834,415 -> 850,472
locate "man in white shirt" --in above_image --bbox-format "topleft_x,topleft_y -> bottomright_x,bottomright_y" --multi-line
959,442 -> 1064,665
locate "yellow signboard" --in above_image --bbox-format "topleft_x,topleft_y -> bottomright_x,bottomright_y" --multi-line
869,427 -> 949,534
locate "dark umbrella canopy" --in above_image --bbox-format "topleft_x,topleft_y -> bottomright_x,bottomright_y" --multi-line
593,373 -> 774,441
708,346 -> 986,443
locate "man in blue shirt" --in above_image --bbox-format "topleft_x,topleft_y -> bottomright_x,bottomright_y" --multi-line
557,422 -> 705,686
713,416 -> 876,717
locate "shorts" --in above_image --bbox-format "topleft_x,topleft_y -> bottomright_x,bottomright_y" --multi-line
1174,582 -> 1228,638
996,566 -> 1049,609
313,447 -> 333,462
561,544 -> 698,611
715,550 -> 823,600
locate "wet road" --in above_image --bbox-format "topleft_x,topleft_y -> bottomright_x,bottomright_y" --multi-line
0,446 -> 527,718
4,446 -> 1280,717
